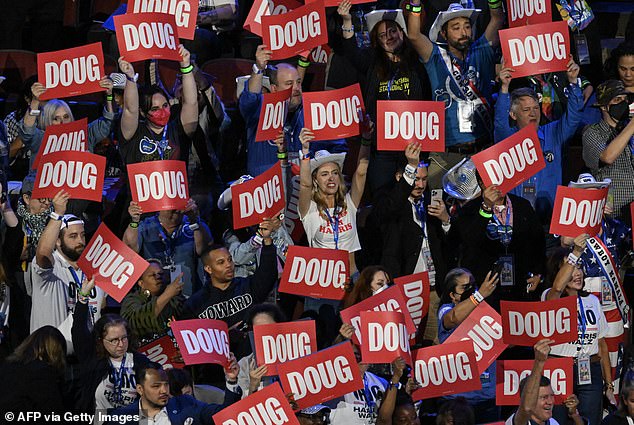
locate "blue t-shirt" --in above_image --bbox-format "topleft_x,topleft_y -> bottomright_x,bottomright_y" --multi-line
424,36 -> 496,147
438,302 -> 496,403
138,215 -> 209,296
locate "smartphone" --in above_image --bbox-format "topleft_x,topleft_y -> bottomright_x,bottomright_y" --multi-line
431,189 -> 443,205
491,260 -> 503,277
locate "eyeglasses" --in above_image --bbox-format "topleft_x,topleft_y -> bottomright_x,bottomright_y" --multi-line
104,335 -> 128,346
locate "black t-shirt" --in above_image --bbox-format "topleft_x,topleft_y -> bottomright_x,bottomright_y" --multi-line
118,119 -> 190,165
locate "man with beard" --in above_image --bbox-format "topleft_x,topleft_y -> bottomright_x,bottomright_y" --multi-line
105,361 -> 241,425
239,45 -> 347,177
582,80 -> 634,222
406,1 -> 505,187
30,189 -> 106,350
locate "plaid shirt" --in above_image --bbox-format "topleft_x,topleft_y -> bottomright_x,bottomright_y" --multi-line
3,110 -> 20,144
582,119 -> 634,221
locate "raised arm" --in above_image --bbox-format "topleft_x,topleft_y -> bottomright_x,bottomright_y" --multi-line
122,201 -> 142,253
483,0 -> 506,47
350,114 -> 373,208
442,271 -> 498,330
118,58 -> 139,141
23,83 -> 46,130
377,356 -> 407,425
546,234 -> 587,300
248,45 -> 272,95
513,339 -> 553,425
184,198 -> 212,255
36,190 -> 69,269
177,45 -> 198,137
406,0 -> 434,62
298,128 -> 315,218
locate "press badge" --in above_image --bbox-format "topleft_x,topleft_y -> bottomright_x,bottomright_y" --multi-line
574,34 -> 591,65
458,100 -> 474,133
499,255 -> 515,287
577,354 -> 592,385
522,180 -> 537,208
601,276 -> 613,305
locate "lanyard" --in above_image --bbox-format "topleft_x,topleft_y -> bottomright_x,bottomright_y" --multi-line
363,373 -> 376,411
68,266 -> 85,292
110,353 -> 127,405
157,126 -> 169,160
578,295 -> 587,348
324,208 -> 340,250
156,217 -> 178,265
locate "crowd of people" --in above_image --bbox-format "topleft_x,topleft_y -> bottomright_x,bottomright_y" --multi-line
0,0 -> 634,424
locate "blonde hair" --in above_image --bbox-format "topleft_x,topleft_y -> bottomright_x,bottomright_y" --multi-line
39,99 -> 74,130
311,162 -> 348,218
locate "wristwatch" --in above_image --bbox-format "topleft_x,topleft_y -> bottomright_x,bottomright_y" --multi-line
252,63 -> 264,75
49,211 -> 63,221
187,223 -> 200,232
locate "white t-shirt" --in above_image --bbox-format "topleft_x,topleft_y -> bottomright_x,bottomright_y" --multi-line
505,412 -> 561,425
30,250 -> 106,349
325,371 -> 388,425
540,290 -> 608,357
300,193 -> 361,253
95,354 -> 138,410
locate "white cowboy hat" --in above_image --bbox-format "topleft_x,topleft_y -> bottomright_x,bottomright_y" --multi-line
236,75 -> 271,99
429,3 -> 481,44
365,9 -> 408,37
310,150 -> 346,174
217,174 -> 254,210
568,173 -> 611,189
442,157 -> 482,201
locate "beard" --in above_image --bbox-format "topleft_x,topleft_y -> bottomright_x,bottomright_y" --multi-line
60,240 -> 84,261
448,37 -> 472,52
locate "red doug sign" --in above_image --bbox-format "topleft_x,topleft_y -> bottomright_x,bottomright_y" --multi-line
501,297 -> 577,346
77,223 -> 149,303
444,302 -> 508,373
393,272 -> 430,332
340,285 -> 416,345
38,43 -> 105,100
361,311 -> 411,365
213,383 -> 300,425
139,335 -> 185,369
128,160 -> 189,213
472,126 -> 545,194
261,0 -> 328,60
256,88 -> 291,142
128,0 -> 199,40
499,21 -> 570,79
231,162 -> 285,229
549,186 -> 608,237
507,0 -> 552,28
278,246 -> 349,300
277,342 -> 363,409
171,319 -> 230,366
303,83 -> 365,140
244,0 -> 302,37
376,101 -> 445,152
32,119 -> 88,169
114,12 -> 181,62
254,320 -> 317,375
411,341 -> 481,400
32,151 -> 105,202
496,358 -> 573,404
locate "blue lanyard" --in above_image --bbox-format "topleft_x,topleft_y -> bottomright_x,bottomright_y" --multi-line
324,208 -> 339,250
363,373 -> 376,411
156,217 -> 178,264
68,267 -> 84,291
578,295 -> 587,347
157,126 -> 169,160
110,353 -> 127,404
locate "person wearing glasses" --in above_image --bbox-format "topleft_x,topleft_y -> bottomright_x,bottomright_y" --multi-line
72,277 -> 150,413
448,173 -> 545,311
120,259 -> 185,345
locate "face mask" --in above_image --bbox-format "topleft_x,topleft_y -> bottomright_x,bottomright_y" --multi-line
147,106 -> 171,127
372,284 -> 389,296
608,101 -> 629,122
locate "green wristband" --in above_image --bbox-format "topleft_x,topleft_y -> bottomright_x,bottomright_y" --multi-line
298,58 -> 310,68
180,64 -> 194,74
479,208 -> 493,219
